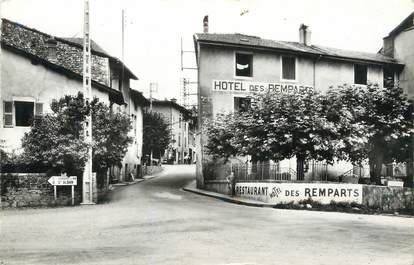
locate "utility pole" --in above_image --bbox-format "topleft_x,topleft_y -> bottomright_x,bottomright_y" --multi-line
81,0 -> 94,205
149,82 -> 158,111
149,82 -> 158,165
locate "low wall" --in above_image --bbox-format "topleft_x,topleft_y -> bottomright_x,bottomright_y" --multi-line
205,180 -> 231,196
1,173 -> 81,208
202,180 -> 414,212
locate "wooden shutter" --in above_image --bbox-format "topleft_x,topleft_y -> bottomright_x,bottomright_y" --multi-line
35,103 -> 43,116
3,101 -> 13,127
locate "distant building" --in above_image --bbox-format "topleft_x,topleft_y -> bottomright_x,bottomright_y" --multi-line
380,12 -> 414,98
151,99 -> 193,164
0,19 -> 147,181
193,17 -> 404,188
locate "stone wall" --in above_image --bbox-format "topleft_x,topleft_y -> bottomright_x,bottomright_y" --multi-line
362,185 -> 414,212
1,173 -> 81,207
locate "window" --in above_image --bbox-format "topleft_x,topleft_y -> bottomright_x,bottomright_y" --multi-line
3,101 -> 43,127
235,52 -> 253,77
15,101 -> 34,126
282,56 -> 296,80
234,97 -> 251,112
178,135 -> 181,147
383,67 -> 395,88
354,64 -> 367,85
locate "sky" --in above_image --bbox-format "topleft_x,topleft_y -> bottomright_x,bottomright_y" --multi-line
2,0 -> 413,105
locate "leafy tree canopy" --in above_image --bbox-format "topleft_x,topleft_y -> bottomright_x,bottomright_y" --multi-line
142,110 -> 170,162
20,92 -> 132,175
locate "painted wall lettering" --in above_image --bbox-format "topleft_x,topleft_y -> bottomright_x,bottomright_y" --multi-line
235,183 -> 363,204
212,80 -> 314,95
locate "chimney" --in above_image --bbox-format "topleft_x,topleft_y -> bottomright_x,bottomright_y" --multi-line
299,24 -> 311,46
45,37 -> 58,63
203,15 -> 209,33
170,98 -> 177,103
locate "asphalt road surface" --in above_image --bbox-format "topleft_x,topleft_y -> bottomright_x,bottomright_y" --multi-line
1,165 -> 414,265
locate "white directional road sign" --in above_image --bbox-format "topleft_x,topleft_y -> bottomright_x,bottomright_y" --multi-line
48,176 -> 77,186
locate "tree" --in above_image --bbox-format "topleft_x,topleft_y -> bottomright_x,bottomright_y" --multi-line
21,94 -> 89,175
206,92 -> 340,179
21,92 -> 132,179
142,110 -> 170,164
330,84 -> 413,185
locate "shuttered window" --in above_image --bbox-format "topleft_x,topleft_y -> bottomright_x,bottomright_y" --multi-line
3,101 -> 13,127
282,56 -> 296,80
35,103 -> 43,116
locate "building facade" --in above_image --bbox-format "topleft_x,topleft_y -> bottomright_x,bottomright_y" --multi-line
0,19 -> 146,181
151,99 -> 193,164
194,19 -> 404,188
381,12 -> 414,99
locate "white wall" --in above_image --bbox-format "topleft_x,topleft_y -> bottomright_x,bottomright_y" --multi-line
0,49 -> 110,152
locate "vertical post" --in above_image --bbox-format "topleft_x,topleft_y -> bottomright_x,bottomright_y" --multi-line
54,186 -> 57,201
71,185 -> 75,206
81,0 -> 94,205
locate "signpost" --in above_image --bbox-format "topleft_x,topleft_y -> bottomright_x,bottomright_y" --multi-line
48,173 -> 78,205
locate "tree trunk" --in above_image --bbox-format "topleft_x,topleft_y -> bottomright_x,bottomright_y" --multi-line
406,160 -> 414,188
251,156 -> 258,176
369,145 -> 384,185
296,155 -> 305,181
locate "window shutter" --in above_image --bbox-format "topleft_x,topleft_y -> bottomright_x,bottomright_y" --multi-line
35,103 -> 43,116
3,101 -> 13,127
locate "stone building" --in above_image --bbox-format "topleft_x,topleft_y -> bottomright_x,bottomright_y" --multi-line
0,19 -> 147,181
151,99 -> 193,164
193,17 -> 404,188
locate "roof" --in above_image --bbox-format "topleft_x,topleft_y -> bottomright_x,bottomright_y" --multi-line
152,100 -> 192,118
2,41 -> 125,105
60,37 -> 138,80
60,37 -> 110,56
194,33 -> 402,66
385,12 -> 414,38
1,19 -> 137,89
130,89 -> 150,106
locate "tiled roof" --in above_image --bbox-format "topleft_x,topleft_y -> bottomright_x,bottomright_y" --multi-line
60,37 -> 110,56
61,37 -> 138,80
194,33 -> 402,65
152,99 -> 192,118
130,89 -> 149,106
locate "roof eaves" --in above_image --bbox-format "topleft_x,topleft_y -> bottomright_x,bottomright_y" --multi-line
196,37 -> 402,66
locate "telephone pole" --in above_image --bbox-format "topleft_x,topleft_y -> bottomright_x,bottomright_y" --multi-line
81,0 -> 94,205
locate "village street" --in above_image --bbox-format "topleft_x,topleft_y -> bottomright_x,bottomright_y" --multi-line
1,165 -> 414,265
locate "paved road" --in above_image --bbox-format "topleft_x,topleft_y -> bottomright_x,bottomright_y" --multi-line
1,165 -> 414,265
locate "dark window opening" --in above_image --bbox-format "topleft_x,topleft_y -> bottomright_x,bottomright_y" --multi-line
15,101 -> 34,126
234,97 -> 251,112
282,57 -> 296,80
235,53 -> 253,77
354,64 -> 367,85
282,56 -> 296,80
383,67 -> 395,88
